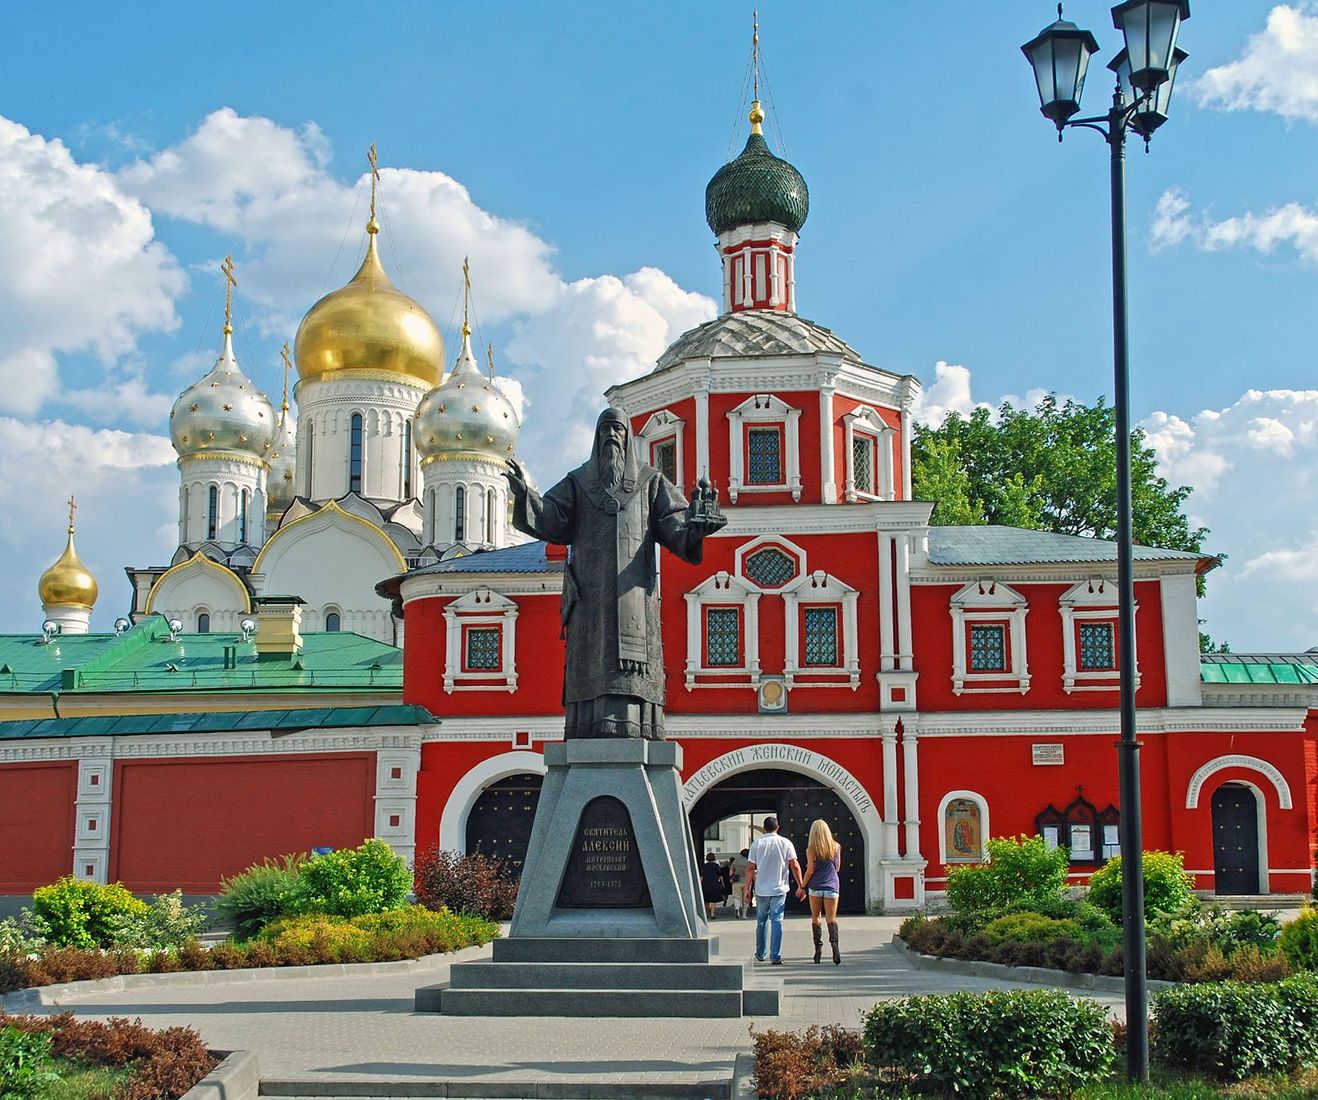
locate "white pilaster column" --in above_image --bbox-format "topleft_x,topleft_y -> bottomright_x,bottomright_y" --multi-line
900,404 -> 913,501
877,532 -> 895,672
693,368 -> 711,480
896,532 -> 913,672
901,718 -> 921,858
880,718 -> 900,859
818,383 -> 836,504
73,742 -> 113,883
374,735 -> 423,865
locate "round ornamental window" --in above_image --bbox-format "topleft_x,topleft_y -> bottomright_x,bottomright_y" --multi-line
744,547 -> 797,588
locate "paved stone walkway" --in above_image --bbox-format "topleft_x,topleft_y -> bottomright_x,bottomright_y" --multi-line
26,913 -> 1126,1096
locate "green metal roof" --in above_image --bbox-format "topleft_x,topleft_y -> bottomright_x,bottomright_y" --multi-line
0,704 -> 433,742
0,617 -> 402,695
706,131 -> 809,235
1200,654 -> 1318,686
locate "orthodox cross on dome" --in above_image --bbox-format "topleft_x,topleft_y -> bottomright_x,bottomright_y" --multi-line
279,342 -> 293,412
750,9 -> 764,135
221,254 -> 237,335
462,256 -> 472,338
486,343 -> 496,381
67,495 -> 76,533
367,142 -> 380,235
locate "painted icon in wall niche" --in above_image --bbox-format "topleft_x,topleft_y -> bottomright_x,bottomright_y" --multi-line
945,798 -> 982,863
759,676 -> 787,714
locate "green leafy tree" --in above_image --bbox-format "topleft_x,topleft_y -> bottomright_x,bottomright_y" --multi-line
912,395 -> 1211,588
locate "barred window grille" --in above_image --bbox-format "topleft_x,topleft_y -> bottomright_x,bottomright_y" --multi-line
652,438 -> 677,485
705,608 -> 741,667
1079,622 -> 1115,670
466,627 -> 501,670
744,547 -> 796,588
803,606 -> 839,667
746,426 -> 783,485
852,436 -> 875,494
968,624 -> 1007,672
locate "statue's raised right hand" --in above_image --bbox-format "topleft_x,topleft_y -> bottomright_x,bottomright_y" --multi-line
505,458 -> 530,498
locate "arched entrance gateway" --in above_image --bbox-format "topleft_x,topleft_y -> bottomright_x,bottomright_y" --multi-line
464,773 -> 544,875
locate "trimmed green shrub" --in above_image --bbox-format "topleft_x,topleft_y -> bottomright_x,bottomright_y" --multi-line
1087,850 -> 1194,923
1149,899 -> 1282,957
413,847 -> 520,921
944,834 -> 1070,916
293,838 -> 412,918
863,988 -> 1114,1097
107,890 -> 208,949
981,911 -> 1083,945
0,1024 -> 60,1099
29,877 -> 148,949
1279,908 -> 1318,971
1152,974 -> 1318,1081
215,854 -> 304,940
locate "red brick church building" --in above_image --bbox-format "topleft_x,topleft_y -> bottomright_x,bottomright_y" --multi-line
381,103 -> 1318,912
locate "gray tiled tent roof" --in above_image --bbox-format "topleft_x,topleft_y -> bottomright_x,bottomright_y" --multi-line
927,526 -> 1213,567
655,311 -> 865,372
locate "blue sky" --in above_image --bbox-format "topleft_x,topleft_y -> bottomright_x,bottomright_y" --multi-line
0,2 -> 1314,650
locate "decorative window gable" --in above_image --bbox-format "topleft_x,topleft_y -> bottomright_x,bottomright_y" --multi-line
684,571 -> 760,689
727,394 -> 802,503
842,407 -> 897,502
949,580 -> 1030,695
782,570 -> 860,689
1058,579 -> 1138,693
1037,791 -> 1119,864
734,534 -> 807,591
443,587 -> 519,693
638,409 -> 685,491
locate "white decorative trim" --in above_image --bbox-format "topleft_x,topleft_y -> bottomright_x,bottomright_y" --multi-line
726,394 -> 802,503
1186,754 -> 1293,811
684,571 -> 761,689
842,406 -> 897,502
374,744 -> 421,864
443,588 -> 519,694
438,750 -> 546,853
733,534 -> 807,590
781,570 -> 860,689
937,789 -> 989,866
72,743 -> 113,883
917,707 -> 1308,738
637,408 -> 686,491
901,718 -> 921,858
0,727 -> 427,764
1058,579 -> 1140,694
681,742 -> 884,910
949,581 -> 1030,695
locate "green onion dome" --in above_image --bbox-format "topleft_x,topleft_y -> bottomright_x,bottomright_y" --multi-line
705,101 -> 809,236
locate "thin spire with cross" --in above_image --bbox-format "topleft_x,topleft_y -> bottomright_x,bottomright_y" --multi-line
279,342 -> 293,413
486,343 -> 496,381
462,256 -> 472,337
367,142 -> 380,235
749,10 -> 765,135
67,495 -> 76,534
221,254 -> 237,335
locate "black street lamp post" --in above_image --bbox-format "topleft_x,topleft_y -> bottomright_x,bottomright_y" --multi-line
1021,1 -> 1189,1083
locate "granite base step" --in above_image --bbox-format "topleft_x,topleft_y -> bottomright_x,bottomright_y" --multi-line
416,983 -> 777,1017
448,960 -> 746,990
490,937 -> 718,964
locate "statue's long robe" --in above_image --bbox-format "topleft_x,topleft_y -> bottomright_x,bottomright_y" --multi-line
512,462 -> 705,738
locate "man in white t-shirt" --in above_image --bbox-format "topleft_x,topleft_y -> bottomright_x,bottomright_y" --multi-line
745,816 -> 803,964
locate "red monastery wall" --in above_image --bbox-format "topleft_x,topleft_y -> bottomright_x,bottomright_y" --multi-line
707,390 -> 823,506
109,753 -> 375,893
831,395 -> 903,498
0,762 -> 76,892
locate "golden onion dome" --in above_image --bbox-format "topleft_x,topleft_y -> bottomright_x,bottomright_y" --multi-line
294,225 -> 443,389
38,511 -> 99,610
416,329 -> 520,464
170,329 -> 277,459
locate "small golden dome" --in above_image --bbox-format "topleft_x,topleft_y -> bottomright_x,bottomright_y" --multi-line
294,230 -> 443,389
38,510 -> 98,610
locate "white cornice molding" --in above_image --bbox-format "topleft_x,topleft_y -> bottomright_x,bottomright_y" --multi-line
916,706 -> 1308,737
717,501 -> 934,536
1201,684 -> 1318,708
911,561 -> 1200,583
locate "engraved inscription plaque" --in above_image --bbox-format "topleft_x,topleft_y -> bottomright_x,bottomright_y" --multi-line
556,795 -> 651,908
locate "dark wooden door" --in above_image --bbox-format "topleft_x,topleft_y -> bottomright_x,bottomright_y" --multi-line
688,768 -> 866,914
465,773 -> 543,875
1211,785 -> 1259,895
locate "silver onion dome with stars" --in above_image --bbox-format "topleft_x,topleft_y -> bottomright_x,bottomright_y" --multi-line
170,329 -> 277,460
415,328 -> 520,465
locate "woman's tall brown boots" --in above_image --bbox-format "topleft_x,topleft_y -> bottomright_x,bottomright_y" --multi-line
828,921 -> 840,965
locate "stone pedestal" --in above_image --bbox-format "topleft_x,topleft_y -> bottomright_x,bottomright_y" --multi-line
416,739 -> 779,1017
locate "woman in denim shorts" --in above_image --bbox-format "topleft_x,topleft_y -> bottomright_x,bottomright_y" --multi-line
795,818 -> 843,964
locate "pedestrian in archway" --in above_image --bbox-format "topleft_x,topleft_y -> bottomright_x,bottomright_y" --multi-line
746,816 -> 803,965
730,847 -> 750,918
796,818 -> 843,964
700,851 -> 725,920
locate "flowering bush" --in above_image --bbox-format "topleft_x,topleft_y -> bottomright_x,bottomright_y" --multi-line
413,847 -> 519,921
107,891 -> 208,950
29,877 -> 148,949
292,839 -> 412,918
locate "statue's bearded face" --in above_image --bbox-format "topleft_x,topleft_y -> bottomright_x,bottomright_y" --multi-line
598,420 -> 627,488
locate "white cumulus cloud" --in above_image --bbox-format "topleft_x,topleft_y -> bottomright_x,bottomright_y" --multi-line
0,116 -> 185,415
1150,187 -> 1318,264
1192,4 -> 1318,123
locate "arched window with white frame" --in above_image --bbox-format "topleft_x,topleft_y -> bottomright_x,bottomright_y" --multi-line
726,394 -> 802,502
842,407 -> 897,501
949,580 -> 1031,695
